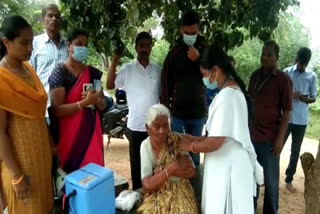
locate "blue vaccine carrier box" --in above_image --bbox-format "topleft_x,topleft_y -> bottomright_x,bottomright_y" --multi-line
65,163 -> 115,214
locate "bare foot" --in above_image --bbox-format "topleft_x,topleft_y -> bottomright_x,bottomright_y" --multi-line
286,183 -> 297,193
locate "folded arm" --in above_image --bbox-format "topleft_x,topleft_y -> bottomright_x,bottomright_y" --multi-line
142,156 -> 195,194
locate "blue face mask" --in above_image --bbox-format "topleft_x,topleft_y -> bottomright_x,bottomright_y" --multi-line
72,46 -> 89,62
183,34 -> 197,46
202,72 -> 218,90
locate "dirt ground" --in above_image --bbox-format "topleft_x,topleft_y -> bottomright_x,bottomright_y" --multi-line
104,135 -> 319,214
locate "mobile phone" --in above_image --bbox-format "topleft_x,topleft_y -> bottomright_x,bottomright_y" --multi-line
94,80 -> 102,92
83,83 -> 93,93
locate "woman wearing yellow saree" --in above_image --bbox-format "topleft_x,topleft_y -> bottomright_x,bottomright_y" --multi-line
0,15 -> 53,213
136,104 -> 198,214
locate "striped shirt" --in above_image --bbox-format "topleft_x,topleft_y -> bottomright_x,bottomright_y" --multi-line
30,32 -> 68,114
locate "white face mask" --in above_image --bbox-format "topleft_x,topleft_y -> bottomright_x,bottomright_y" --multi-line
72,46 -> 88,62
183,34 -> 197,46
202,69 -> 218,90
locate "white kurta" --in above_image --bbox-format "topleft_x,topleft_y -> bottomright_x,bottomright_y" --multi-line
202,87 -> 263,214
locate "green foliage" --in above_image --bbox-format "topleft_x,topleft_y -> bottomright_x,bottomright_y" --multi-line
274,10 -> 310,70
59,0 -> 298,59
0,0 -> 54,35
151,40 -> 170,66
87,45 -> 104,71
59,0 -> 137,60
229,38 -> 262,84
0,0 -> 33,22
309,49 -> 320,78
310,85 -> 320,112
306,109 -> 320,139
229,9 -> 311,83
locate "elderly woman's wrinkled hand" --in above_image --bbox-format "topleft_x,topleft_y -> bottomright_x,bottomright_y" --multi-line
178,155 -> 193,169
153,167 -> 161,175
169,155 -> 194,177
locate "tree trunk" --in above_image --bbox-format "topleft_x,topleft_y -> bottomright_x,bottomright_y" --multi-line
0,163 -> 4,214
300,140 -> 320,214
101,53 -> 110,72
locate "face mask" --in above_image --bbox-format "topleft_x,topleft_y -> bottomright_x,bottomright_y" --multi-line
72,46 -> 88,62
202,71 -> 218,90
183,34 -> 197,46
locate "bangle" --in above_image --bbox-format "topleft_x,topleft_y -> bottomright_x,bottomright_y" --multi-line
165,169 -> 169,180
12,174 -> 24,185
191,142 -> 196,153
77,101 -> 82,110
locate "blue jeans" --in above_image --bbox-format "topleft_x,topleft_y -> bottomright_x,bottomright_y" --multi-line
284,123 -> 307,183
171,116 -> 205,166
253,142 -> 279,214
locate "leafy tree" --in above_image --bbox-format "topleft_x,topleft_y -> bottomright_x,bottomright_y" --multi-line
0,0 -> 33,22
59,0 -> 137,69
0,0 -> 56,35
59,0 -> 298,64
229,37 -> 261,84
150,39 -> 170,66
274,8 -> 310,70
229,8 -> 311,84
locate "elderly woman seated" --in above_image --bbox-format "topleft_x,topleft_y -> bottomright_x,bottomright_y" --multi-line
136,104 -> 199,214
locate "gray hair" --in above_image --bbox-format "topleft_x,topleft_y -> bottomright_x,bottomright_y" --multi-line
146,104 -> 170,126
42,3 -> 60,18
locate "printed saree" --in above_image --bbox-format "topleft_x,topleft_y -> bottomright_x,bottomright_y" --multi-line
137,132 -> 199,214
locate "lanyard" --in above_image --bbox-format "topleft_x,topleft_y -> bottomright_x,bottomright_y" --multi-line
252,71 -> 273,98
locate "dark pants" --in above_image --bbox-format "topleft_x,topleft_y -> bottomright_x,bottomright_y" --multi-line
125,128 -> 148,190
171,116 -> 205,166
253,142 -> 279,214
284,123 -> 307,183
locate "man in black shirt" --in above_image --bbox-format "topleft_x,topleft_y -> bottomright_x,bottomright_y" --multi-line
160,10 -> 207,166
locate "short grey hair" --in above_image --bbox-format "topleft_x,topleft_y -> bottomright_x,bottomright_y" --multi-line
42,3 -> 60,18
146,104 -> 170,126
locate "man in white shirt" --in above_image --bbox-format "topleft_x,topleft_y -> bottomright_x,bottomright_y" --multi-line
30,4 -> 68,121
107,32 -> 161,190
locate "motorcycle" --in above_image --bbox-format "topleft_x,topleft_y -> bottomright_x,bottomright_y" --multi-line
102,88 -> 128,148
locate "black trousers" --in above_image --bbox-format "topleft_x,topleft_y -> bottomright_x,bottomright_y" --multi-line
125,128 -> 148,190
284,123 -> 307,183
